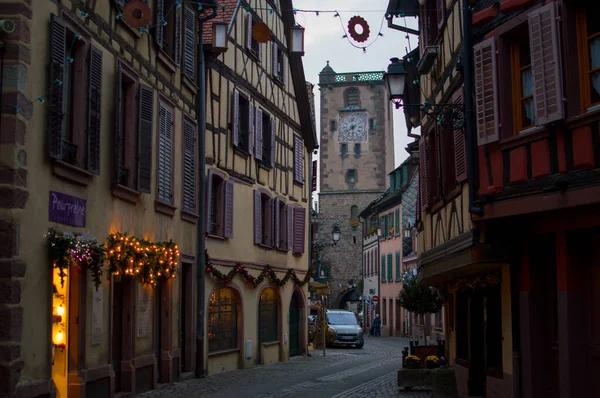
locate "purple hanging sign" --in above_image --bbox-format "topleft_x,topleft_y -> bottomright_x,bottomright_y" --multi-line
49,191 -> 87,227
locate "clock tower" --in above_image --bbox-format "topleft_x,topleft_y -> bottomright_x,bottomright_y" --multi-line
316,61 -> 395,309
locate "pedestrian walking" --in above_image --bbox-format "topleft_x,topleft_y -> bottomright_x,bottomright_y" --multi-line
373,314 -> 381,337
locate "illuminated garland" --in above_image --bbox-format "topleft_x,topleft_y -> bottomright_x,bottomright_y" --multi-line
45,229 -> 105,290
205,252 -> 315,288
105,232 -> 180,286
440,272 -> 502,298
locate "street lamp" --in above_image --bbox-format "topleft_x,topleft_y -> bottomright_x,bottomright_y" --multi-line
290,24 -> 305,55
211,20 -> 228,53
332,225 -> 341,244
383,57 -> 408,109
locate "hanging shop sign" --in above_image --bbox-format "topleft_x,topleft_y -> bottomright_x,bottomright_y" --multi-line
49,191 -> 86,227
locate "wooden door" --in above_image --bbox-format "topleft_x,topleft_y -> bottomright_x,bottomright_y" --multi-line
111,279 -> 123,393
289,294 -> 299,356
154,284 -> 163,382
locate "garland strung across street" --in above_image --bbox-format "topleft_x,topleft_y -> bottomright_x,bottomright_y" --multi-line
204,251 -> 315,288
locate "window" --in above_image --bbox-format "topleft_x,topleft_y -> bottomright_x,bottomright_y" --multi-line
278,200 -> 287,249
381,255 -> 386,281
157,101 -> 174,204
293,136 -> 304,184
233,89 -> 253,153
389,174 -> 395,190
115,62 -> 139,189
156,0 -> 181,63
47,16 -> 103,175
369,118 -> 376,130
340,143 -> 348,157
382,299 -> 387,325
345,87 -> 360,106
246,14 -> 262,60
440,127 -> 456,196
208,288 -> 239,352
395,169 -> 402,189
207,171 -> 234,238
330,120 -> 336,131
578,9 -> 600,108
354,143 -> 361,156
347,169 -> 356,184
350,205 -> 359,221
259,288 -> 279,343
272,43 -> 285,83
511,30 -> 534,132
395,252 -> 401,280
182,6 -> 197,80
387,253 -> 393,281
255,108 -> 275,167
254,191 -> 273,246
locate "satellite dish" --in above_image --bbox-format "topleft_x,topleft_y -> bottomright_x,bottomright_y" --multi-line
123,0 -> 152,28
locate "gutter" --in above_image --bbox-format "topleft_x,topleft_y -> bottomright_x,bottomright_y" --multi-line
196,2 -> 219,377
385,14 -> 420,36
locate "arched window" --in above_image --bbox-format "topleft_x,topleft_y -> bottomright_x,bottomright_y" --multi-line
259,288 -> 279,343
208,287 -> 239,352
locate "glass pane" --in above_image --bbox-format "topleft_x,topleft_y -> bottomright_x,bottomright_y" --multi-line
587,11 -> 600,37
521,97 -> 534,128
521,68 -> 532,98
589,70 -> 600,105
589,36 -> 600,70
519,39 -> 531,68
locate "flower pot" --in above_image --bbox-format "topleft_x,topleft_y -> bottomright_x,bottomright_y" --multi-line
397,368 -> 433,389
397,368 -> 459,397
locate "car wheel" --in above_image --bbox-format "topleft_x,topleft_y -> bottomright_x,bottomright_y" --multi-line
355,342 -> 364,349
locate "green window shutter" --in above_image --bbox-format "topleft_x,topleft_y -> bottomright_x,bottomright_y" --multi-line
396,252 -> 401,280
396,170 -> 402,189
389,174 -> 395,190
395,209 -> 400,235
387,253 -> 393,281
381,255 -> 386,280
384,214 -> 388,238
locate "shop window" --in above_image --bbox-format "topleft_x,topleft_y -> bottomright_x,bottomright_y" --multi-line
486,284 -> 503,376
208,287 -> 239,352
511,29 -> 534,132
578,8 -> 600,108
259,288 -> 279,343
456,291 -> 469,361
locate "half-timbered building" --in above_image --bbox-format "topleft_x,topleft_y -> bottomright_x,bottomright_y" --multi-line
200,0 -> 317,374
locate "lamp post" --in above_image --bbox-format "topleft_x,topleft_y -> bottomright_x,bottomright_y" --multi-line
383,57 -> 408,109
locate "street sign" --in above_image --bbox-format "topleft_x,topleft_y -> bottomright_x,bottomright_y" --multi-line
372,295 -> 379,303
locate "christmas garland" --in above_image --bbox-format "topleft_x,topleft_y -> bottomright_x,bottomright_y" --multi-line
105,232 -> 180,286
205,252 -> 315,288
440,272 -> 502,298
45,229 -> 105,290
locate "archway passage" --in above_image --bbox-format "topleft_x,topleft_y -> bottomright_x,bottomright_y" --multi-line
289,293 -> 299,356
338,288 -> 359,310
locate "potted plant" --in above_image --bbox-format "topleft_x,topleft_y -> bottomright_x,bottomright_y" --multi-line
398,353 -> 458,396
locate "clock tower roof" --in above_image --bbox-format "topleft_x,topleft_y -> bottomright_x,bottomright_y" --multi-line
320,61 -> 336,75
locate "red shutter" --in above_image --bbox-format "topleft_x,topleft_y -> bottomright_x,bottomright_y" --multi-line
270,118 -> 276,168
254,191 -> 262,244
137,84 -> 154,193
419,136 -> 429,211
115,61 -> 124,183
232,89 -> 239,147
453,86 -> 467,183
48,14 -> 66,160
294,136 -> 303,184
205,169 -> 214,232
272,42 -> 278,77
174,5 -> 182,66
293,206 -> 305,254
183,6 -> 196,80
287,205 -> 293,251
528,2 -> 564,125
182,119 -> 196,211
155,0 -> 164,48
255,107 -> 263,160
246,14 -> 253,50
87,45 -> 102,175
311,160 -> 318,192
248,101 -> 255,156
474,37 -> 499,146
224,180 -> 234,238
274,198 -> 280,248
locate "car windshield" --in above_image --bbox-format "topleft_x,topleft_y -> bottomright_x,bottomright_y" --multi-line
327,313 -> 358,325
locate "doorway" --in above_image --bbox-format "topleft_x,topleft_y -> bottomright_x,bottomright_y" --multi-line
111,277 -> 124,393
154,283 -> 163,383
51,267 -> 70,398
289,294 -> 299,356
180,263 -> 193,374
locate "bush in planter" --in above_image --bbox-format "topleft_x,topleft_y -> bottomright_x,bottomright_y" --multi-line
425,355 -> 440,369
404,355 -> 421,369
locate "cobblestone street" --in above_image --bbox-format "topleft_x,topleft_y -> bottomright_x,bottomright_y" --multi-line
139,337 -> 432,398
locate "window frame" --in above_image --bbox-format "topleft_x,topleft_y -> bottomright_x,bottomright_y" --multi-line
577,8 -> 600,110
246,14 -> 262,61
208,174 -> 225,237
115,61 -> 140,190
510,30 -> 534,133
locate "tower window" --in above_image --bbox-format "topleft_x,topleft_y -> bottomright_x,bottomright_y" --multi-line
354,143 -> 361,156
330,120 -> 336,131
369,118 -> 376,130
348,169 -> 356,184
340,143 -> 348,157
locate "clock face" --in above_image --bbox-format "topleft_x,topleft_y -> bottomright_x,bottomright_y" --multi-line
339,112 -> 367,141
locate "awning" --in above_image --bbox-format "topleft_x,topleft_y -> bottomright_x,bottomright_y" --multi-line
309,281 -> 330,295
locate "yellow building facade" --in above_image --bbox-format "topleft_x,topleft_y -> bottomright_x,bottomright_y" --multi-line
0,0 -> 315,396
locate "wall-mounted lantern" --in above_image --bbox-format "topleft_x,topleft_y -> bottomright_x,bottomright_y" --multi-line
290,24 -> 305,55
212,20 -> 228,52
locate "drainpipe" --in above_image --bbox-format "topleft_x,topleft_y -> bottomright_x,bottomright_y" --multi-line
196,4 -> 218,378
462,0 -> 484,217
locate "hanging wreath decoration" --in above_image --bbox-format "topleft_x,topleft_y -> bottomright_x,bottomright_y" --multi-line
45,229 -> 106,290
205,251 -> 316,288
347,16 -> 370,43
105,232 -> 180,286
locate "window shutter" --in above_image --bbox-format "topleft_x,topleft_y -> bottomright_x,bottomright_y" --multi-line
272,42 -> 278,76
157,103 -> 173,203
183,120 -> 196,211
381,256 -> 386,280
473,37 -> 499,146
137,84 -> 154,193
258,41 -> 262,63
174,5 -> 182,66
224,180 -> 235,238
205,169 -> 214,231
528,3 -> 564,125
395,209 -> 400,235
232,89 -> 239,147
274,198 -> 280,248
293,206 -> 305,254
419,136 -> 429,211
287,205 -> 293,251
183,6 -> 196,80
246,14 -> 253,50
270,118 -> 276,168
388,253 -> 393,281
114,61 -> 124,183
248,101 -> 255,155
453,86 -> 467,183
294,136 -> 303,183
282,54 -> 287,85
396,252 -> 401,280
155,0 -> 164,48
48,14 -> 66,160
87,46 -> 103,175
255,107 -> 263,160
254,191 -> 262,245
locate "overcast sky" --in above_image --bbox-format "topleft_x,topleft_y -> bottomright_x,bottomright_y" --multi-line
293,0 -> 420,205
